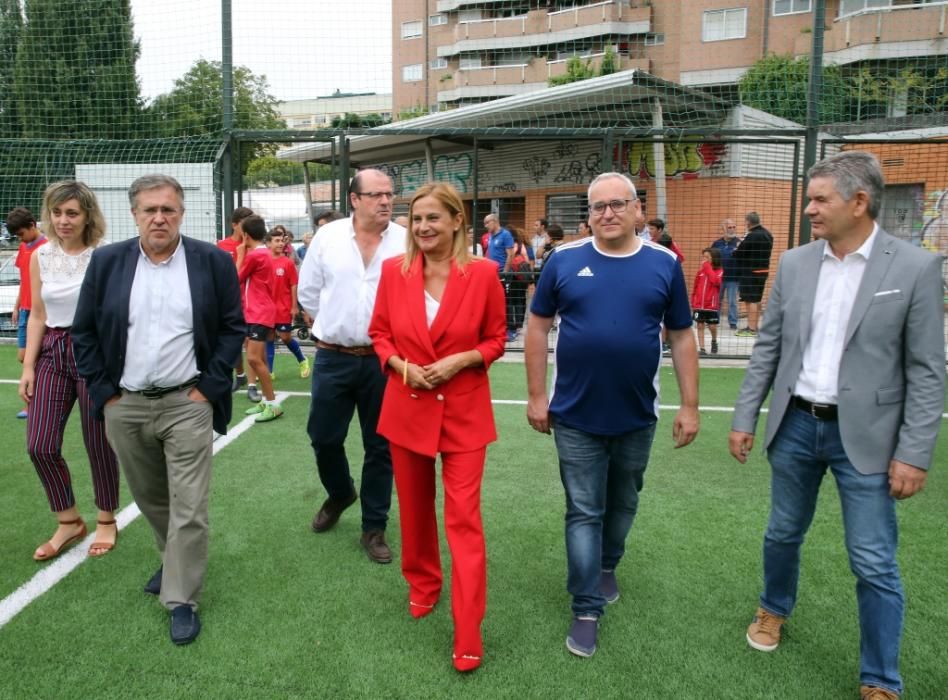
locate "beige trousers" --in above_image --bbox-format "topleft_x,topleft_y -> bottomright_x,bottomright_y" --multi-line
105,389 -> 214,610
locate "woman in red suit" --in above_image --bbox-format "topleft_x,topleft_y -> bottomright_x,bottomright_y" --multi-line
369,182 -> 507,672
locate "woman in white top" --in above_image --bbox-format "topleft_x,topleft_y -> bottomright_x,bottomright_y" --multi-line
19,181 -> 120,561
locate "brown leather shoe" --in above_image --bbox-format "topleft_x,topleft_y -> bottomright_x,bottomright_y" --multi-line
360,529 -> 392,564
311,491 -> 358,533
860,686 -> 900,700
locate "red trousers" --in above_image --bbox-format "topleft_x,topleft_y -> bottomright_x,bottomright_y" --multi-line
390,443 -> 487,660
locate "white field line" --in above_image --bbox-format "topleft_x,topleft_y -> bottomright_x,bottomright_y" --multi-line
0,391 -> 290,630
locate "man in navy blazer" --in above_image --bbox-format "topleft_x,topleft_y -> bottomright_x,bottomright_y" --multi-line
72,174 -> 244,646
729,152 -> 944,699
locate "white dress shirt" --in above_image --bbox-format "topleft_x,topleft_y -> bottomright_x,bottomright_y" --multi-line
794,225 -> 878,404
297,217 -> 407,346
121,239 -> 198,391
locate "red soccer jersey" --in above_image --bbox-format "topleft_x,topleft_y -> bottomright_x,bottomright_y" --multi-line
238,246 -> 276,327
270,255 -> 298,325
15,237 -> 47,310
217,237 -> 240,264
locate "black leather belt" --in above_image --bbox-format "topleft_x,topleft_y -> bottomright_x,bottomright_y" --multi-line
135,378 -> 200,399
792,396 -> 838,421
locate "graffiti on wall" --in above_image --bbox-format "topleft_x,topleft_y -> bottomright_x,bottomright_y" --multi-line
622,142 -> 727,180
379,153 -> 473,196
920,190 -> 948,292
554,153 -> 602,184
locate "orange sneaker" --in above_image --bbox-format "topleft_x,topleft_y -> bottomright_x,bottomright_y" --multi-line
746,606 -> 785,652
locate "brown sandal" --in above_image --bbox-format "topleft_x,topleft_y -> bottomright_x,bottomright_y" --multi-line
88,518 -> 118,558
34,517 -> 87,562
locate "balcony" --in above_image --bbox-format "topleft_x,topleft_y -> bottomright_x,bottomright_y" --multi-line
798,3 -> 948,63
438,2 -> 651,57
437,54 -> 649,103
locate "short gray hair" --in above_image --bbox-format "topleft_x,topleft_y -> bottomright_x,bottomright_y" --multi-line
128,174 -> 185,208
587,172 -> 637,201
807,151 -> 884,220
745,212 -> 761,227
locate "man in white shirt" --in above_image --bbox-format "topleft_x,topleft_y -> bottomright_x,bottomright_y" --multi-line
72,174 -> 244,646
530,218 -> 549,268
729,152 -> 944,700
297,169 -> 406,564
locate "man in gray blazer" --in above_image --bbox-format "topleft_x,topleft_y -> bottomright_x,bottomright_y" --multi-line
729,151 -> 944,700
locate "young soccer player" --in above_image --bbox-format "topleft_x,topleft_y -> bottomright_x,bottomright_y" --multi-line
219,206 -> 254,392
237,215 -> 283,422
691,247 -> 724,355
266,230 -> 310,379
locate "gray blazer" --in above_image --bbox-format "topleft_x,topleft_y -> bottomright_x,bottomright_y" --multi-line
732,229 -> 945,475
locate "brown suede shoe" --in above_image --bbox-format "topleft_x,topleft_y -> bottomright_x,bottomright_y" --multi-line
311,491 -> 358,533
746,606 -> 785,652
360,529 -> 392,564
860,686 -> 900,700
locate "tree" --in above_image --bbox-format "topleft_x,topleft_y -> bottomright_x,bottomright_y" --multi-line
548,55 -> 595,87
147,59 -> 285,172
738,54 -> 849,124
245,155 -> 304,188
0,0 -> 23,138
13,0 -> 142,139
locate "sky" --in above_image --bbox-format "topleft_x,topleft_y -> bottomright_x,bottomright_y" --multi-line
130,0 -> 393,102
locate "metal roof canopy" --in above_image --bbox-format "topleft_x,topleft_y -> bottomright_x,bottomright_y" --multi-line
278,69 -> 735,166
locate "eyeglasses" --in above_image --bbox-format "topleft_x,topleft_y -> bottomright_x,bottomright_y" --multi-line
355,191 -> 394,200
589,199 -> 633,215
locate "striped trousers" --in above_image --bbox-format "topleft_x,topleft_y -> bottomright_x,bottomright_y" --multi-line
26,328 -> 120,513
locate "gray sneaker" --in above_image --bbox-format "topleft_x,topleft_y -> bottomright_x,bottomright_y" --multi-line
247,385 -> 262,403
566,615 -> 598,657
232,373 -> 247,392
600,569 -> 619,604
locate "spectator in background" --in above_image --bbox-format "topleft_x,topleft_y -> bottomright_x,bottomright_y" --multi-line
265,231 -> 310,380
394,215 -> 409,228
691,247 -> 724,356
298,231 -> 314,261
711,219 -> 742,330
314,209 -> 344,229
531,218 -> 550,268
649,219 -> 685,263
564,220 -> 591,243
734,212 -> 774,338
541,223 -> 565,265
466,226 -> 483,256
505,227 -> 534,342
6,207 -> 47,419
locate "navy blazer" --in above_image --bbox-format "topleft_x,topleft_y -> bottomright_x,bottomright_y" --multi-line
72,235 -> 245,435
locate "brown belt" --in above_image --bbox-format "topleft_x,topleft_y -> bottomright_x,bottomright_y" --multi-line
792,396 -> 838,421
316,340 -> 375,357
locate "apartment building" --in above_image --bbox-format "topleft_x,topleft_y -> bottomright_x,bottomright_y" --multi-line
392,0 -> 948,115
277,92 -> 393,130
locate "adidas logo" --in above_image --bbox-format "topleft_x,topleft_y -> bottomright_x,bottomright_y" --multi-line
577,266 -> 594,277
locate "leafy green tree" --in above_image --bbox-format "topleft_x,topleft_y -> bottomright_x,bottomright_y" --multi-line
147,59 -> 284,171
245,155 -> 304,188
14,0 -> 142,138
548,56 -> 595,87
599,45 -> 618,77
738,54 -> 849,124
0,0 -> 23,138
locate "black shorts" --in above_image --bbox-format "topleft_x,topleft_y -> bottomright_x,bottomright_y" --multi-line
739,275 -> 767,303
274,323 -> 293,333
247,324 -> 274,341
692,310 -> 719,325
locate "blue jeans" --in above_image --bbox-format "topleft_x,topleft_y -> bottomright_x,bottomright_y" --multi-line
17,309 -> 30,348
553,418 -> 656,618
763,407 -> 903,694
721,279 -> 739,328
306,348 -> 392,532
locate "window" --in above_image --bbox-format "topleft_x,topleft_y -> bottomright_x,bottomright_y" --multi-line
838,0 -> 889,16
773,0 -> 811,14
703,8 -> 748,41
402,63 -> 423,82
458,9 -> 483,23
429,13 -> 448,26
430,57 -> 448,70
459,56 -> 482,69
644,33 -> 665,46
401,20 -> 422,39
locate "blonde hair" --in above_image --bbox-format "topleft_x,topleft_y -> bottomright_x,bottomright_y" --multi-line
402,182 -> 472,274
40,180 -> 107,247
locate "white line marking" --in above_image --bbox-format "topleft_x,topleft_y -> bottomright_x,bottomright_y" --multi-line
0,392 -> 289,629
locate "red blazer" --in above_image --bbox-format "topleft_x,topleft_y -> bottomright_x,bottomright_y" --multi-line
369,254 -> 507,457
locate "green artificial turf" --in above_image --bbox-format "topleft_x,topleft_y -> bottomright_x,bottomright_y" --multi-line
0,346 -> 945,698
